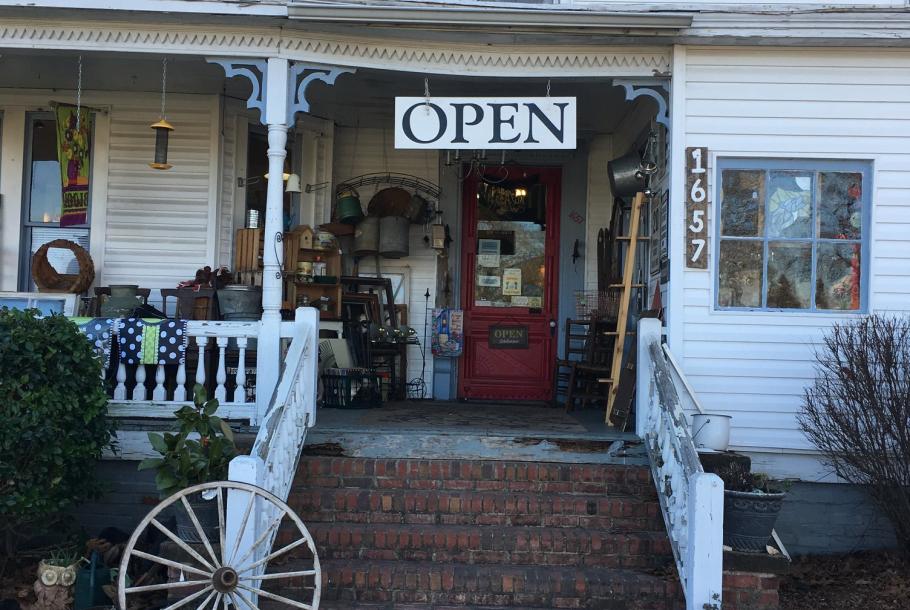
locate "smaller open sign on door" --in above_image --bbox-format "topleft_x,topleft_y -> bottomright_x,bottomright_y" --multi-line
489,325 -> 529,349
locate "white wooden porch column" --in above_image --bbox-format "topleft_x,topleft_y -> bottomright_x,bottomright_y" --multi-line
256,57 -> 291,421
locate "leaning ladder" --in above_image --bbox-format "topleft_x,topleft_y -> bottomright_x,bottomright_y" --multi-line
604,191 -> 647,424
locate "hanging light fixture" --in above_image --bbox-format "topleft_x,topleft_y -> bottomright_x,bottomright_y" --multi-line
150,57 -> 174,170
285,174 -> 302,193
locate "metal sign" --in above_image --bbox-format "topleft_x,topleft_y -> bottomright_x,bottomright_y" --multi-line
395,97 -> 577,150
685,146 -> 709,269
488,325 -> 529,349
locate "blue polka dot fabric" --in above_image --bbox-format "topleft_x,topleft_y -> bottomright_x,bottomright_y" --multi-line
118,318 -> 188,365
76,318 -> 114,368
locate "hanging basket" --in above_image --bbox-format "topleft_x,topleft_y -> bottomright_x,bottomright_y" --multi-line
31,239 -> 95,294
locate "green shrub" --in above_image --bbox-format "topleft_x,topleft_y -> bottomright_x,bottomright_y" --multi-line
0,309 -> 114,556
138,385 -> 237,497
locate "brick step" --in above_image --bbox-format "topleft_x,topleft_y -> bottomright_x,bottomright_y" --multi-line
309,560 -> 684,609
289,488 -> 663,530
303,523 -> 674,570
295,457 -> 655,499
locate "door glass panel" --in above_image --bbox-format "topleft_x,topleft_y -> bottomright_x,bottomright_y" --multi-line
474,178 -> 547,309
28,119 -> 63,223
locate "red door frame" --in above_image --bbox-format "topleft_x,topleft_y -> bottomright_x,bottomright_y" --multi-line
457,166 -> 562,401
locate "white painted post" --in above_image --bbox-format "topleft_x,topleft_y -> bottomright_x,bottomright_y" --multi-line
215,336 -> 228,403
686,472 -> 725,610
637,318 -> 661,437
195,336 -> 208,398
132,364 -> 147,401
235,336 -> 248,404
297,307 -> 320,427
114,362 -> 127,400
174,361 -> 187,401
226,455 -> 265,605
256,57 -> 291,424
152,364 -> 166,401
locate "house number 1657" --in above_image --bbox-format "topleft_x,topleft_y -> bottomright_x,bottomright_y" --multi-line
685,147 -> 709,269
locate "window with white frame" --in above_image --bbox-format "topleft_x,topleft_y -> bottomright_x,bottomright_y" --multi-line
716,159 -> 869,312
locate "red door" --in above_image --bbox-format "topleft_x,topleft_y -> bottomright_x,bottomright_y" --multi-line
458,166 -> 561,401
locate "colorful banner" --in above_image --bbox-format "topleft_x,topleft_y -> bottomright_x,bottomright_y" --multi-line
54,105 -> 92,227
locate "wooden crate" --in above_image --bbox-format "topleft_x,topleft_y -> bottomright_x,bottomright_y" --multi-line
234,228 -> 263,272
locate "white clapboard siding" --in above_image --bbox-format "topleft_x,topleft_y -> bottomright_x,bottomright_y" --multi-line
680,46 -> 910,456
333,126 -> 439,396
584,135 -> 613,291
104,95 -> 218,298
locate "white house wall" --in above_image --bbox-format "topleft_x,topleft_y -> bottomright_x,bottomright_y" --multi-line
104,94 -> 220,294
674,46 -> 910,478
0,89 -> 224,298
333,126 -> 439,396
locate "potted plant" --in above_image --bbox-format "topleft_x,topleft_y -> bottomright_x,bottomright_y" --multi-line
138,385 -> 237,542
715,461 -> 788,553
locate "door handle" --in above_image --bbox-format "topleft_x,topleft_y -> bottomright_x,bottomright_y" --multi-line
549,319 -> 557,336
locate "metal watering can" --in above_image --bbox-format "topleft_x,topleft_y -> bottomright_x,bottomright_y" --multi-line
336,189 -> 364,225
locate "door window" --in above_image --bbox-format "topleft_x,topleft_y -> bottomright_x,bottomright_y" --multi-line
473,176 -> 547,309
20,113 -> 91,290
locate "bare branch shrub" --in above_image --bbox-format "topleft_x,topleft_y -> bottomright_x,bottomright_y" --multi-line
799,315 -> 910,555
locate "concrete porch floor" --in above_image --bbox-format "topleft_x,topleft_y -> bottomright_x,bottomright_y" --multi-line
304,400 -> 646,465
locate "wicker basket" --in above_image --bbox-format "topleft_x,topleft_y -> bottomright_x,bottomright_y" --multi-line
31,239 -> 95,294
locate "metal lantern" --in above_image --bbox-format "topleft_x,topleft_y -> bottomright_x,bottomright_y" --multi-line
149,119 -> 174,170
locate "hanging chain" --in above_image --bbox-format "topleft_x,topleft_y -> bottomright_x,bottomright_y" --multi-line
546,79 -> 551,98
423,77 -> 431,114
75,55 -> 83,131
160,57 -> 168,119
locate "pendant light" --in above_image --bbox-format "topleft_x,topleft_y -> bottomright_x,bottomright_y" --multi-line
150,57 -> 174,170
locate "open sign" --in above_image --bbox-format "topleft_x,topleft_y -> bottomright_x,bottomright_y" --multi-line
395,97 -> 576,150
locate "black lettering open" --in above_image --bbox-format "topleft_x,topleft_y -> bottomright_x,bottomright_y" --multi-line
401,102 -> 448,144
524,102 -> 568,144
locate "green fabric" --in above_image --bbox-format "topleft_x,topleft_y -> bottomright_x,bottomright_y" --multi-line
140,321 -> 160,365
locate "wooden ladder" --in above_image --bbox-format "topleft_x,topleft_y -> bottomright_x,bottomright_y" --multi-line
604,191 -> 647,424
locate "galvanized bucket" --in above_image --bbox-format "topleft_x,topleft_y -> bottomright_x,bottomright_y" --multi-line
336,189 -> 364,225
354,215 -> 380,256
607,151 -> 646,197
379,216 -> 410,259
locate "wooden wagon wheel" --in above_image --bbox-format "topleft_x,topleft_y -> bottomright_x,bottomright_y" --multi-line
117,481 -> 320,610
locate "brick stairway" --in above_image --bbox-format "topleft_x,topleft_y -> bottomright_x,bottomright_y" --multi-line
286,456 -> 684,609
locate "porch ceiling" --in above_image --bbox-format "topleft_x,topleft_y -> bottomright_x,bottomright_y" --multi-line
306,68 -> 651,135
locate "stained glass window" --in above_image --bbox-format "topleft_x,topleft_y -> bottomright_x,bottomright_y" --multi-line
717,161 -> 867,312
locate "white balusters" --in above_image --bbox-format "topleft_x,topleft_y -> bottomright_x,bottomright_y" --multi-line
195,336 -> 209,397
114,362 -> 127,400
215,337 -> 228,403
133,364 -> 147,400
153,364 -> 166,401
174,362 -> 187,401
236,337 -> 248,404
102,321 -> 259,422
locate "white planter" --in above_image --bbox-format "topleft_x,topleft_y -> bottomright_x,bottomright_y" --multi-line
691,413 -> 732,452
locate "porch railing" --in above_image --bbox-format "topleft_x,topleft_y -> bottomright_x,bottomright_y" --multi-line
225,308 -> 319,592
105,320 -> 260,422
636,318 -> 724,610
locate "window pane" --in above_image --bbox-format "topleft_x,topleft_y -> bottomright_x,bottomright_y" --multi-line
767,171 -> 812,238
766,242 -> 811,309
718,239 -> 764,308
818,172 -> 862,240
721,170 -> 765,237
816,242 -> 862,310
29,119 -> 63,224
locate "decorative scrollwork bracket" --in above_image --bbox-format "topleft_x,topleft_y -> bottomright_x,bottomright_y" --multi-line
613,79 -> 670,130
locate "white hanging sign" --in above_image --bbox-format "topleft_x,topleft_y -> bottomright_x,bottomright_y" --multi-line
395,97 -> 576,150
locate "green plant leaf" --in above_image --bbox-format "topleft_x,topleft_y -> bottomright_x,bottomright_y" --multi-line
148,433 -> 167,454
137,458 -> 164,471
